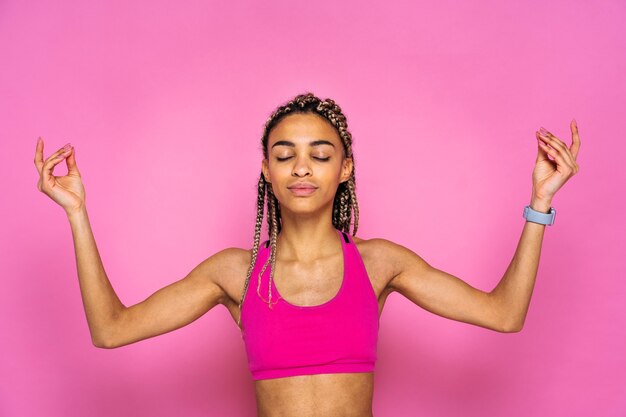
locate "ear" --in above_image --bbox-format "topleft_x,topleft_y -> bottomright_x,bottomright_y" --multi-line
262,159 -> 271,183
340,157 -> 353,183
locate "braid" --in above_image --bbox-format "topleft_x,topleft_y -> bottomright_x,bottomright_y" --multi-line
237,173 -> 266,327
238,92 -> 361,316
266,184 -> 280,308
345,178 -> 360,235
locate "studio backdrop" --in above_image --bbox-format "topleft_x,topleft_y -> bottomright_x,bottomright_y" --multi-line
1,0 -> 624,416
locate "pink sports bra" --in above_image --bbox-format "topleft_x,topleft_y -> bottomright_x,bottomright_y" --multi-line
240,228 -> 380,381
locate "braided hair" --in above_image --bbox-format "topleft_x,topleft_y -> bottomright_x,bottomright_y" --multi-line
237,92 -> 360,327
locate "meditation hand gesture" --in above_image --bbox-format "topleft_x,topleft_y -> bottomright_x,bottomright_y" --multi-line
532,120 -> 581,204
34,138 -> 85,215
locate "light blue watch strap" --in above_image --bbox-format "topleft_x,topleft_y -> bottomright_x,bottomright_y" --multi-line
523,205 -> 556,226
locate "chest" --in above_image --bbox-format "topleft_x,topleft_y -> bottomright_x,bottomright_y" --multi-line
223,240 -> 395,327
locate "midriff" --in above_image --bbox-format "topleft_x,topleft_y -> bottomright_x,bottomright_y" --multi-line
254,371 -> 375,417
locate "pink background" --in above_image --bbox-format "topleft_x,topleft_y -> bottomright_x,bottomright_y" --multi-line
1,0 -> 625,416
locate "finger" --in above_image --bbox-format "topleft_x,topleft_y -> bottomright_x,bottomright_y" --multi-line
537,140 -> 576,175
570,119 -> 581,161
34,137 -> 44,173
537,132 -> 577,170
537,140 -> 556,162
535,132 -> 551,163
538,128 -> 571,156
64,146 -> 80,176
42,145 -> 73,183
43,143 -> 72,166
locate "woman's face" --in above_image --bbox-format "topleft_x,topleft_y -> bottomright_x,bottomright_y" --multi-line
262,113 -> 353,214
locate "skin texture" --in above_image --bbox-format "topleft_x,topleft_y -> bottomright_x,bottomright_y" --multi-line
35,113 -> 580,417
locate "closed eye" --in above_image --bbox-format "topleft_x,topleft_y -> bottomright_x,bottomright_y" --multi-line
276,156 -> 330,162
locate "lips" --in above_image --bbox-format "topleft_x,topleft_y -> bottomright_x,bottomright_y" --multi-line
287,182 -> 318,189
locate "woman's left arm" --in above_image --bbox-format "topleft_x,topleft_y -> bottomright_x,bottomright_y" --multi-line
490,120 -> 581,331
386,120 -> 581,332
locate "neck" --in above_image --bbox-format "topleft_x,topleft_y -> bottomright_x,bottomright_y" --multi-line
275,207 -> 341,262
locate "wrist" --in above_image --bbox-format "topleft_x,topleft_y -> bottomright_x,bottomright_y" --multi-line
529,198 -> 552,213
66,205 -> 88,220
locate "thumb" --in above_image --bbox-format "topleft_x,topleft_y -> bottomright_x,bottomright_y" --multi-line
65,146 -> 81,176
535,133 -> 549,163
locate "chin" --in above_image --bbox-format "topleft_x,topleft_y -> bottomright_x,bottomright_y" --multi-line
278,199 -> 330,215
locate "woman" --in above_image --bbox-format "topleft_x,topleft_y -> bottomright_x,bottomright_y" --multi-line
34,93 -> 581,417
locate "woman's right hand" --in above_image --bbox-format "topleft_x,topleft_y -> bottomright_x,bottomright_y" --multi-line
34,137 -> 86,215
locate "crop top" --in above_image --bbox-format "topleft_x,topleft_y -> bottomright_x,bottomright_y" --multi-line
239,228 -> 380,380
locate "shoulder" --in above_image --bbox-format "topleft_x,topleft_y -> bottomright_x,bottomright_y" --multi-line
352,234 -> 397,271
351,234 -> 407,259
201,246 -> 252,270
192,247 -> 251,295
351,234 -> 388,256
351,234 -> 427,285
211,246 -> 256,281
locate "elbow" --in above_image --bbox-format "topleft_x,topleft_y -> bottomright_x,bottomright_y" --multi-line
92,337 -> 105,348
500,319 -> 524,333
92,309 -> 125,348
91,331 -> 118,349
504,324 -> 523,333
93,337 -> 117,349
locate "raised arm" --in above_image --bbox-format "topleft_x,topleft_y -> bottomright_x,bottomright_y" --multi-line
35,138 -> 240,349
384,121 -> 581,333
383,239 -> 510,332
67,208 -> 240,349
95,243 -> 243,349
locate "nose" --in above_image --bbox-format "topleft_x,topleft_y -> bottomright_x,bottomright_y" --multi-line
292,156 -> 312,177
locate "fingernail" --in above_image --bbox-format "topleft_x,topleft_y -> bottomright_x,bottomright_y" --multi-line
572,118 -> 577,126
539,127 -> 549,135
62,143 -> 72,150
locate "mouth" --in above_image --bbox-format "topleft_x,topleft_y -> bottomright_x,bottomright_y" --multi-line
288,187 -> 318,196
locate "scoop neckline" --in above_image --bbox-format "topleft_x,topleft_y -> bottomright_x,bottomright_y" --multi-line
268,228 -> 347,310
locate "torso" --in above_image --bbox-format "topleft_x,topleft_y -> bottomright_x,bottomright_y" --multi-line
219,235 -> 395,417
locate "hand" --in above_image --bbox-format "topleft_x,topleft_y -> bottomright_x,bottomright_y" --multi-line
532,120 -> 581,203
34,137 -> 86,215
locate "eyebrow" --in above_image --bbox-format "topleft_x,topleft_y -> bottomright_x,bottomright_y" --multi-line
271,139 -> 336,149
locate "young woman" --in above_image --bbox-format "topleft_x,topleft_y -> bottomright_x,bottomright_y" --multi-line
34,93 -> 581,417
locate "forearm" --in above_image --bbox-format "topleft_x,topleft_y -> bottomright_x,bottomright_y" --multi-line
67,206 -> 126,345
490,197 -> 552,331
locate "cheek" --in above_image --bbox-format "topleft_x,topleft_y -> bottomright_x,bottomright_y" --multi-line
267,165 -> 292,187
269,164 -> 291,179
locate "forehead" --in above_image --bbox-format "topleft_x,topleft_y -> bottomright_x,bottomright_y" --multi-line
268,113 -> 340,147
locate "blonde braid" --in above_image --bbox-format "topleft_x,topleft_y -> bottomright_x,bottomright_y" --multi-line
266,183 -> 280,308
236,173 -> 266,327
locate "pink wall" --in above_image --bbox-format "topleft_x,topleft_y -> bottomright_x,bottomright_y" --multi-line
2,0 -> 624,416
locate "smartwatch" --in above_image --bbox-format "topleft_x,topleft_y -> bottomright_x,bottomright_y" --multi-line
523,205 -> 556,226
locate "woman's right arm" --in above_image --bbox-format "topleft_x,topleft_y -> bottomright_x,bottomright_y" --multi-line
69,205 -> 233,348
36,138 -> 233,349
67,207 -> 126,346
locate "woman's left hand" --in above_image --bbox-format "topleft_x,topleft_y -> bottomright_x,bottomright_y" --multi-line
532,120 -> 581,204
